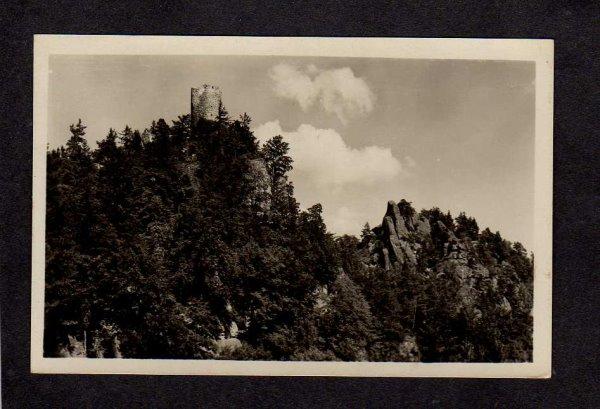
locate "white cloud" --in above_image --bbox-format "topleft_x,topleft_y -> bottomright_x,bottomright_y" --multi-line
269,64 -> 375,123
254,120 -> 401,187
254,120 -> 411,236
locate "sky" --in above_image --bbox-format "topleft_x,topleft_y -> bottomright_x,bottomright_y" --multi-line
48,55 -> 535,250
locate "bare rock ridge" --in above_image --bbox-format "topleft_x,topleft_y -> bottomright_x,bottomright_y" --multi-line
368,199 -> 475,271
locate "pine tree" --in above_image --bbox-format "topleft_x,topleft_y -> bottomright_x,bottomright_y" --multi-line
262,135 -> 293,186
217,101 -> 230,124
65,119 -> 91,165
360,223 -> 373,241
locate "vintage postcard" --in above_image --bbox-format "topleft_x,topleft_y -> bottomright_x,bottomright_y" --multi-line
32,35 -> 553,377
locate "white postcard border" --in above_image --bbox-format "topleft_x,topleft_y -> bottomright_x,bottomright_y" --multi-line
32,35 -> 553,377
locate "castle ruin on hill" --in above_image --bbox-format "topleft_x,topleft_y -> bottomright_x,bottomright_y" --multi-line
191,84 -> 222,126
189,84 -> 271,215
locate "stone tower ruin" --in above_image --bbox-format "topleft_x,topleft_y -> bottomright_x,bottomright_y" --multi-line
191,84 -> 222,127
187,84 -> 272,218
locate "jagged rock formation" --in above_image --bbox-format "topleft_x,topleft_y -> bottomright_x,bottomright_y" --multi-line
368,200 -> 423,271
360,198 -> 533,361
367,200 -> 492,315
367,200 -> 477,272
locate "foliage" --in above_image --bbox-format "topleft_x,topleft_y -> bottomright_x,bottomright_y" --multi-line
45,109 -> 533,362
455,212 -> 479,240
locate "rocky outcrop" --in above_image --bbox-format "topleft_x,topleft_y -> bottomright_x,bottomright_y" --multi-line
245,158 -> 271,213
56,334 -> 86,358
313,285 -> 330,312
365,199 -> 480,276
211,302 -> 243,357
397,335 -> 421,362
212,337 -> 242,355
181,159 -> 200,192
499,296 -> 512,316
414,215 -> 431,237
386,200 -> 409,237
436,220 -> 457,241
373,200 -> 419,270
381,247 -> 391,271
436,258 -> 484,319
383,215 -> 405,263
360,198 -> 533,361
369,201 -> 473,272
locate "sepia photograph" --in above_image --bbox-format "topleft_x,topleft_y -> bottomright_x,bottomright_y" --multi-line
31,36 -> 553,377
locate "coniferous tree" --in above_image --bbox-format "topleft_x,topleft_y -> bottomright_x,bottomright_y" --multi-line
360,223 -> 373,241
45,119 -> 97,355
262,135 -> 293,187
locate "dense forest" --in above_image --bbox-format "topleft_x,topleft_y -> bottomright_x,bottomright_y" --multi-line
45,105 -> 533,362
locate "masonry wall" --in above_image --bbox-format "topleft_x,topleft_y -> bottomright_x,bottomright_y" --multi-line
191,85 -> 222,125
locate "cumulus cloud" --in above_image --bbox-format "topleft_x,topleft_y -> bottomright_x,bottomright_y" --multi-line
269,64 -> 375,123
254,120 -> 401,187
254,120 -> 411,236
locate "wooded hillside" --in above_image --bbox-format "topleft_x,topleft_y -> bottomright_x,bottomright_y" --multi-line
45,108 -> 533,362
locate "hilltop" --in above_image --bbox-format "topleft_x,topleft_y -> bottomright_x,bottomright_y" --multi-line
44,104 -> 532,362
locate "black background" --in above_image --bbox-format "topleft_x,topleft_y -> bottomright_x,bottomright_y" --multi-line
1,1 -> 598,407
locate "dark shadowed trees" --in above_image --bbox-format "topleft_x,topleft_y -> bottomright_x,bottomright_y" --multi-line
45,107 -> 533,362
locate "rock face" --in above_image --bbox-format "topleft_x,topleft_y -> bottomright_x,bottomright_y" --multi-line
361,198 -> 533,361
368,200 -> 482,317
367,200 -> 474,273
373,200 -> 420,270
397,335 -> 421,362
414,215 -> 431,236
245,158 -> 271,213
212,337 -> 242,355
179,157 -> 201,192
57,334 -> 86,358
